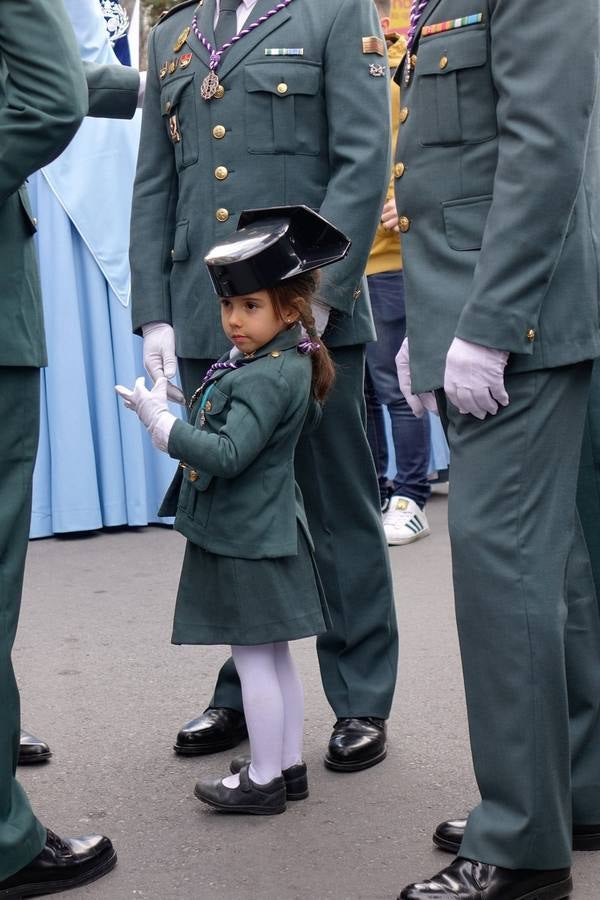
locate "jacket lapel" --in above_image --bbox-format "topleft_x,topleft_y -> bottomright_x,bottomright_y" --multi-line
216,0 -> 292,80
184,0 -> 216,69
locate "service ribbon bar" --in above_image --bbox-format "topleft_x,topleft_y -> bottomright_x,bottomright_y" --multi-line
264,47 -> 304,55
422,13 -> 483,37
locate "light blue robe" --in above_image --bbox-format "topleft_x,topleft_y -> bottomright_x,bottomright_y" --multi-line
29,0 -> 179,538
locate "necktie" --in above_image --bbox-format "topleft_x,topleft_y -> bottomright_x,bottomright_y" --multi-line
215,0 -> 241,48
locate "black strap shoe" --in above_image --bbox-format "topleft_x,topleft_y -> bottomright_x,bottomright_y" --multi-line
324,717 -> 387,772
18,730 -> 52,765
230,755 -> 308,800
194,764 -> 286,815
174,707 -> 247,755
398,857 -> 572,900
0,829 -> 116,897
434,816 -> 600,854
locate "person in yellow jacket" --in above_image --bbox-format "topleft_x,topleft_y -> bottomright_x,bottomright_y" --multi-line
365,2 -> 431,545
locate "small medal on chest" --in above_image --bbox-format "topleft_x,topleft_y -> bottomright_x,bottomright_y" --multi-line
201,70 -> 220,101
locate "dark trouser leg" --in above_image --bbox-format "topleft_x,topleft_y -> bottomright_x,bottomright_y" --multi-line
0,368 -> 46,880
577,358 -> 600,601
366,272 -> 430,508
439,362 -> 600,869
295,346 -> 398,717
179,357 -> 243,711
363,365 -> 390,505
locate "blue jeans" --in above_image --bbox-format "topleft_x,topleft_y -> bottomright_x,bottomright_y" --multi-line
365,270 -> 431,509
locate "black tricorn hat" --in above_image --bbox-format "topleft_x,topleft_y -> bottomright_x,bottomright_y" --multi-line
204,205 -> 351,298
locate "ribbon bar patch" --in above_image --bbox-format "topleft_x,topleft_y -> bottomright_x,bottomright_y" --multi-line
422,13 -> 483,36
362,36 -> 385,56
264,47 -> 304,55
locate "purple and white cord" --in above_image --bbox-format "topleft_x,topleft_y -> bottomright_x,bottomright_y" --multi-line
192,0 -> 295,72
298,338 -> 321,355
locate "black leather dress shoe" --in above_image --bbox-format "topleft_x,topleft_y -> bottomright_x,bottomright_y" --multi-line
230,755 -> 309,800
0,829 -> 116,897
174,707 -> 247,755
18,731 -> 52,765
324,717 -> 387,772
433,817 -> 600,854
194,764 -> 286,815
398,857 -> 572,900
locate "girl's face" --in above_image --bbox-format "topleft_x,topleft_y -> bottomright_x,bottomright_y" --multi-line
220,290 -> 295,354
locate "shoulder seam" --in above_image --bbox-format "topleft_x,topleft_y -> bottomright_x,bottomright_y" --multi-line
156,0 -> 196,26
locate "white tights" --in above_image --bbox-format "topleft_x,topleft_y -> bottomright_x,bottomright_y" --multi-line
222,642 -> 304,787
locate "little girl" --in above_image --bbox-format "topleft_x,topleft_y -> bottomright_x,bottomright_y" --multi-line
116,206 -> 350,815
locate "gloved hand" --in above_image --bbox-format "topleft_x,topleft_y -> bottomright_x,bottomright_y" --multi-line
395,338 -> 438,418
141,321 -> 185,404
444,336 -> 509,420
115,377 -> 176,453
311,298 -> 331,337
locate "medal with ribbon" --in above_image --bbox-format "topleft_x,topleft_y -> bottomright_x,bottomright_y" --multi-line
192,0 -> 296,100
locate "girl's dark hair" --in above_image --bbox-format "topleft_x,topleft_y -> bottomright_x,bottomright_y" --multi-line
268,271 -> 336,403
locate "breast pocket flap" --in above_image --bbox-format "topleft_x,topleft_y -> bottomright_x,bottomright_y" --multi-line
418,28 -> 488,76
204,386 -> 229,416
160,74 -> 194,114
442,194 -> 492,251
244,61 -> 320,95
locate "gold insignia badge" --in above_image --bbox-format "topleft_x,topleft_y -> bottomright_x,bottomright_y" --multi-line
174,26 -> 190,52
159,62 -> 168,79
362,36 -> 385,56
179,52 -> 192,69
168,59 -> 177,75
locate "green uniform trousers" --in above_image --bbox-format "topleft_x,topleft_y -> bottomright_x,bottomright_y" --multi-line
0,368 -> 46,880
179,346 -> 398,718
437,361 -> 600,869
577,359 -> 600,601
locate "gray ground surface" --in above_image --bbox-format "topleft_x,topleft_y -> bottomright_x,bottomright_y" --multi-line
15,491 -> 599,899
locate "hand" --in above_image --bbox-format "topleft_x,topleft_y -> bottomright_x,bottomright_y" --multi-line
395,338 -> 438,418
311,298 -> 331,337
380,197 -> 399,233
444,337 -> 509,420
115,377 -> 176,452
141,321 -> 185,404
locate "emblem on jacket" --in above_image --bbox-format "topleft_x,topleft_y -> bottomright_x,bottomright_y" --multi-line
99,1 -> 130,45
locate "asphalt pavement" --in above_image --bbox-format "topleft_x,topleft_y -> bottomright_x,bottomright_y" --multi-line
14,490 -> 600,899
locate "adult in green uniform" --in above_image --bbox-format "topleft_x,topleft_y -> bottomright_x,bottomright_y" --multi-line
392,0 -> 600,898
0,2 -> 139,895
130,0 -> 399,770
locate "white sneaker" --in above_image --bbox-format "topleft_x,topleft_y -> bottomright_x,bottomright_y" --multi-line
383,496 -> 431,546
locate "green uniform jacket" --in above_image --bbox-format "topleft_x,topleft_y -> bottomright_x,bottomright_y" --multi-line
130,0 -> 391,358
161,326 -> 314,558
0,0 -> 139,368
394,0 -> 600,393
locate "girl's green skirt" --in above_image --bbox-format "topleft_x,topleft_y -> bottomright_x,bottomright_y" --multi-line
172,526 -> 330,646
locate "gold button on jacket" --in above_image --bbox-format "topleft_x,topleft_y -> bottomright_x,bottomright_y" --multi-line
399,216 -> 410,233
276,82 -> 288,95
212,125 -> 226,139
399,106 -> 409,123
214,84 -> 225,99
216,208 -> 229,222
394,162 -> 405,178
439,56 -> 449,69
527,329 -> 536,342
215,166 -> 228,180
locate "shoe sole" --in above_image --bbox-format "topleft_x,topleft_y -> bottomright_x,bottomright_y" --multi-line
433,833 -> 600,854
17,751 -> 52,766
503,876 -> 573,900
387,527 -> 431,547
194,785 -> 286,816
0,848 -> 117,898
324,747 -> 387,772
173,734 -> 247,756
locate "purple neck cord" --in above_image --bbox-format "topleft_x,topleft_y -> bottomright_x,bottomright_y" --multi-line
407,0 -> 431,52
192,0 -> 295,71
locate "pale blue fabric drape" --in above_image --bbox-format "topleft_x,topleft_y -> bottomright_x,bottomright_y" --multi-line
29,0 -> 179,538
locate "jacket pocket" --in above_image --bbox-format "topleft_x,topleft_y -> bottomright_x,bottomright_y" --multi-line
172,219 -> 190,261
160,74 -> 198,169
442,194 -> 492,250
244,60 -> 322,155
417,28 -> 496,146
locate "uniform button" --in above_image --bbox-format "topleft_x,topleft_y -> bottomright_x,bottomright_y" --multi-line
214,84 -> 225,98
276,82 -> 288,94
32,217 -> 38,226
165,100 -> 172,113
270,351 -> 281,358
394,162 -> 405,178
215,166 -> 228,180
410,54 -> 417,68
204,400 -> 212,412
399,216 -> 411,233
189,470 -> 199,482
171,249 -> 175,258
439,56 -> 449,69
399,106 -> 409,123
527,328 -> 536,342
216,208 -> 230,222
212,125 -> 226,139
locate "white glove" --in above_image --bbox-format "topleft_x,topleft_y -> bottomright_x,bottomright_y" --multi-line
311,298 -> 331,337
444,337 -> 509,420
141,321 -> 185,404
395,338 -> 438,418
115,377 -> 177,453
